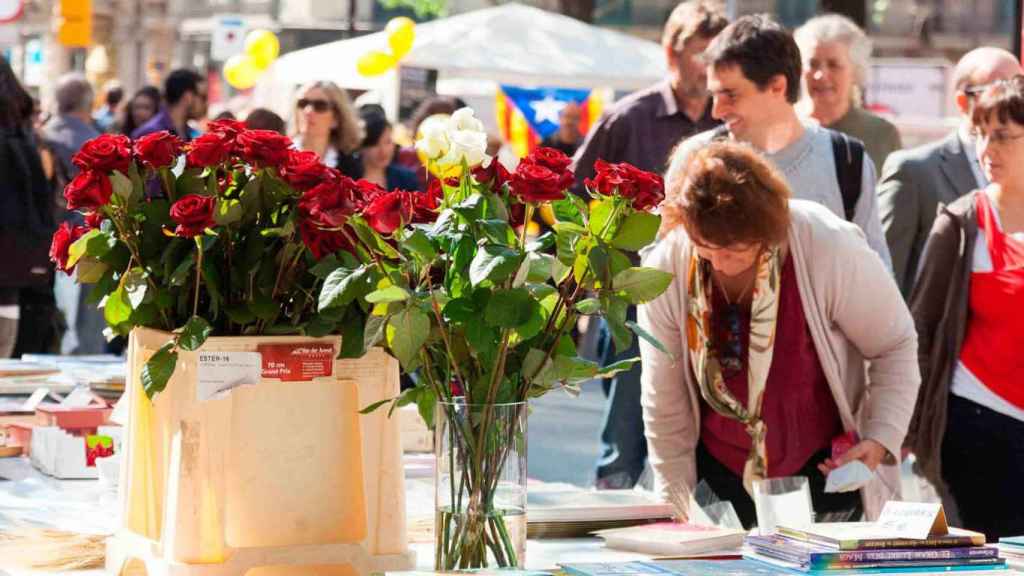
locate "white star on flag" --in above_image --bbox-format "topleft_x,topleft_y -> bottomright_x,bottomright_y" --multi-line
530,96 -> 566,125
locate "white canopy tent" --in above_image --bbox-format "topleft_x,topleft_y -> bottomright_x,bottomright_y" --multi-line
252,3 -> 667,130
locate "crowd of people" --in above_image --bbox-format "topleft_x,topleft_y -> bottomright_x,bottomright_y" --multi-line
0,0 -> 1021,542
570,0 -> 1024,541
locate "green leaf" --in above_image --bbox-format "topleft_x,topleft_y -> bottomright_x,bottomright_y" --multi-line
604,294 -> 632,354
575,298 -> 602,315
608,246 -> 633,278
484,288 -> 535,328
359,397 -> 393,415
142,343 -> 177,399
589,198 -> 615,235
552,196 -> 585,226
123,268 -> 148,309
75,258 -> 109,283
318,266 -> 376,312
308,254 -> 342,279
595,358 -> 640,379
512,301 -> 547,344
526,231 -> 556,253
404,228 -> 437,262
224,303 -> 256,325
169,254 -> 195,287
339,306 -> 368,358
103,282 -> 132,328
365,285 -> 410,304
613,267 -> 674,304
453,193 -> 486,220
110,170 -> 134,202
416,385 -> 437,430
386,307 -> 431,369
611,212 -> 661,251
466,321 -> 499,366
214,198 -> 244,226
522,348 -> 550,382
469,245 -> 523,286
479,219 -> 516,245
305,313 -> 337,338
250,291 -> 279,321
363,312 -> 388,351
626,320 -> 672,356
586,244 -> 611,287
442,298 -> 477,323
349,215 -> 401,260
177,316 -> 212,351
86,269 -> 117,305
66,229 -> 101,270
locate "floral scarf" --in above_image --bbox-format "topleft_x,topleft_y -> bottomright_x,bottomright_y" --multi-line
686,245 -> 783,495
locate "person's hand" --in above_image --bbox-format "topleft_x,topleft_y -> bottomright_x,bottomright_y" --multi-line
817,439 -> 889,475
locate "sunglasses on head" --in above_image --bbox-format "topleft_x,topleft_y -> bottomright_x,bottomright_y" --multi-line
297,98 -> 331,113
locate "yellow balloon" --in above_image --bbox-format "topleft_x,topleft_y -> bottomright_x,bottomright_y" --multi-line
245,29 -> 280,70
223,54 -> 260,90
386,17 -> 416,60
357,50 -> 397,77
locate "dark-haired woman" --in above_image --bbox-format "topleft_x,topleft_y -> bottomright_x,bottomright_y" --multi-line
119,86 -> 161,137
908,75 -> 1024,540
639,140 -> 919,527
358,109 -> 420,192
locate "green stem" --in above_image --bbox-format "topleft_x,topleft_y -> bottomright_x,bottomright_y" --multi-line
192,237 -> 203,318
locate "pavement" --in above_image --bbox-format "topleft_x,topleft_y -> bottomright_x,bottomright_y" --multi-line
527,379 -> 607,488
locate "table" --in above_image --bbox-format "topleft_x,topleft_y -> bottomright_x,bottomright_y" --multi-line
0,456 -> 659,575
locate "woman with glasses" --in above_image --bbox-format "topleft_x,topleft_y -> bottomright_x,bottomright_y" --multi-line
639,140 -> 919,527
908,75 -> 1024,540
292,81 -> 363,179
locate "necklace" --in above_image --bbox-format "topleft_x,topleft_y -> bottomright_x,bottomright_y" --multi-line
712,266 -> 757,306
710,262 -> 759,377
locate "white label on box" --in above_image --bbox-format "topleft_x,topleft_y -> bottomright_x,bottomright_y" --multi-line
61,385 -> 95,408
877,501 -> 947,539
197,352 -> 262,402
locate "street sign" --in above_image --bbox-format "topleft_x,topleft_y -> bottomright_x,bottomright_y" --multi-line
865,58 -> 952,119
0,0 -> 23,23
57,0 -> 92,48
211,15 -> 246,62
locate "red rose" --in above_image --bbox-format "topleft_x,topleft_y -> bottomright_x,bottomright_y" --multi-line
186,132 -> 235,168
207,118 -> 247,139
134,131 -> 183,168
84,212 -> 105,229
586,160 -> 665,211
64,170 -> 113,211
281,149 -> 336,190
353,179 -> 386,208
299,178 -> 361,228
237,129 -> 293,169
525,147 -> 572,172
509,162 -> 572,203
412,186 -> 441,224
362,190 -> 414,235
169,194 -> 216,237
72,134 -> 133,174
49,221 -> 88,273
472,161 -> 512,190
299,219 -> 354,260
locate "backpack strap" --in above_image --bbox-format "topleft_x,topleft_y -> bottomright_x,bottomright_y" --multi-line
829,129 -> 864,222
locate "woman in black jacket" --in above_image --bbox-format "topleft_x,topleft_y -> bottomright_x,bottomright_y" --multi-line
0,56 -> 57,357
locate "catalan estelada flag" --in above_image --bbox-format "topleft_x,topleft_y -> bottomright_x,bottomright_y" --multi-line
496,85 -> 610,158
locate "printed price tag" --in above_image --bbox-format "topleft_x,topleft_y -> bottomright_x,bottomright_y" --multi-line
197,351 -> 262,401
257,343 -> 335,382
877,501 -> 948,539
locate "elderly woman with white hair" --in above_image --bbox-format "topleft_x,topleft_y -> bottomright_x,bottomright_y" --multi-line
795,14 -> 902,170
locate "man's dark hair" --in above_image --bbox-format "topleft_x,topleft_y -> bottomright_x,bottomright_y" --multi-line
164,69 -> 203,106
105,83 -> 124,107
703,14 -> 802,104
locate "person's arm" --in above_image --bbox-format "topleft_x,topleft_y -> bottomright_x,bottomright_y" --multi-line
824,226 -> 920,468
638,237 -> 699,499
851,157 -> 893,271
904,210 -> 961,449
876,155 -> 922,297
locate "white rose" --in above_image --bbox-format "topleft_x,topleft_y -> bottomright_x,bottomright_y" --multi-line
415,118 -> 449,160
438,129 -> 490,169
448,107 -> 485,134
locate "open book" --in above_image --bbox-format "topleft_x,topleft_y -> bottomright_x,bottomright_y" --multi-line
594,521 -> 746,556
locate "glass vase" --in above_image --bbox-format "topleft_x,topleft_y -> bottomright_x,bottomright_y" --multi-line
435,398 -> 527,570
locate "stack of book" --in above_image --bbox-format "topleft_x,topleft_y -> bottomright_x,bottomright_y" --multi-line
999,537 -> 1024,569
745,522 -> 1006,574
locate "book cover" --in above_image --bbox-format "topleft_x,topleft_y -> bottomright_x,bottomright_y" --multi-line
746,534 -> 999,566
1002,537 -> 1024,548
559,559 -> 787,576
749,551 -> 1008,575
776,523 -> 987,551
595,522 -> 746,556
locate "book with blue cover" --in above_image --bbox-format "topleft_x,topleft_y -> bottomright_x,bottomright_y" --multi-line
746,534 -> 1000,568
559,559 -> 1015,576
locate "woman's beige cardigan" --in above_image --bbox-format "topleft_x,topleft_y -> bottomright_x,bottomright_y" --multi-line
638,200 -> 921,520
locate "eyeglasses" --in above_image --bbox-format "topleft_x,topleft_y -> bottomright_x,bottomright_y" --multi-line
970,129 -> 1024,146
297,98 -> 332,113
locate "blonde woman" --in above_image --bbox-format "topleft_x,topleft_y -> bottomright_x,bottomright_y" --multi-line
292,80 -> 364,178
794,14 -> 902,171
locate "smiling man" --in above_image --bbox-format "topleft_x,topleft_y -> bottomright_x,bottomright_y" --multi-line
670,14 -> 891,268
